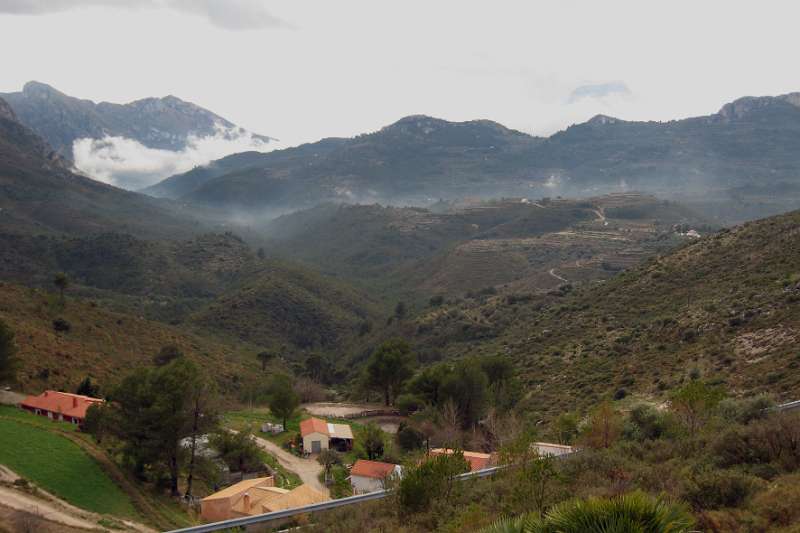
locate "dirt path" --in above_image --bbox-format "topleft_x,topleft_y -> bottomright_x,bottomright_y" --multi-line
302,402 -> 385,418
548,268 -> 569,283
592,208 -> 608,226
0,483 -> 154,532
0,486 -> 99,530
251,436 -> 329,498
0,389 -> 25,406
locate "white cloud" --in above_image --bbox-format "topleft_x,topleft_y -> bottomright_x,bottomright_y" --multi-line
72,125 -> 279,190
0,0 -> 289,30
568,82 -> 633,104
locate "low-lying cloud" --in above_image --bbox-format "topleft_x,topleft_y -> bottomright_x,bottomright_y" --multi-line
73,125 -> 278,190
0,0 -> 289,30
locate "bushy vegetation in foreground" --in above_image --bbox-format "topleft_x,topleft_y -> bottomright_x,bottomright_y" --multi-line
313,387 -> 800,532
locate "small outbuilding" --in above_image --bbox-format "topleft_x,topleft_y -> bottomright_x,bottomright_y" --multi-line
533,442 -> 576,457
300,417 -> 354,453
429,448 -> 496,471
349,459 -> 402,494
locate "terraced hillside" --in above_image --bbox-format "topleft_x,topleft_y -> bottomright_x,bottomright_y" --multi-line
407,208 -> 800,419
266,194 -> 709,301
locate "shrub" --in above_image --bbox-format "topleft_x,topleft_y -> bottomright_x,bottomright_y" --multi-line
681,468 -> 760,510
623,404 -> 671,441
750,474 -> 800,528
481,491 -> 695,533
395,393 -> 424,416
52,318 -> 70,333
397,424 -> 425,451
429,295 -> 445,307
398,452 -> 469,513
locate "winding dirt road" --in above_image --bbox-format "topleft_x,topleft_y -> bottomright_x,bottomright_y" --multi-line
251,436 -> 329,497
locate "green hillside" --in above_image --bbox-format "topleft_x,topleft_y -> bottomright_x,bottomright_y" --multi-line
0,411 -> 138,519
190,260 -> 383,351
408,208 -> 800,418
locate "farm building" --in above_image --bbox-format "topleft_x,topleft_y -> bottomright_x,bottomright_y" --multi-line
349,459 -> 402,494
200,477 -> 327,522
533,442 -> 576,457
19,390 -> 104,427
429,448 -> 496,471
300,417 -> 354,453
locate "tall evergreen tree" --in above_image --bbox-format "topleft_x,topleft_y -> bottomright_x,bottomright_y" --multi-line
0,319 -> 19,384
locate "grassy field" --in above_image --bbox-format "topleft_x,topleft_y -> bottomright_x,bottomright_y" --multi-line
0,411 -> 139,519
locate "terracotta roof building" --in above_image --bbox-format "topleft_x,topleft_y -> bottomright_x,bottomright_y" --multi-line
200,477 -> 327,522
429,448 -> 496,471
19,391 -> 104,427
350,459 -> 403,494
299,417 -> 354,453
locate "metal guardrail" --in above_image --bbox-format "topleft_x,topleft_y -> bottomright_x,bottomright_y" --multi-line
166,466 -> 504,533
775,400 -> 800,412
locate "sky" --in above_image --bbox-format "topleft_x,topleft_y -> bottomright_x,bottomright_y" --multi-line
1,1 -> 799,161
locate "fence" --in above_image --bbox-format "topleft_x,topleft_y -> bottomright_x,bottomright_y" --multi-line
165,466 -> 503,533
776,400 -> 800,412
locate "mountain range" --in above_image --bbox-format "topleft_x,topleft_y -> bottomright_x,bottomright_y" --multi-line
143,92 -> 800,223
1,81 -> 274,158
0,95 -> 201,238
1,81 -> 277,189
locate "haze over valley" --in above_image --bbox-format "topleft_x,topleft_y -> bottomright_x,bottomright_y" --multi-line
2,2 -> 800,532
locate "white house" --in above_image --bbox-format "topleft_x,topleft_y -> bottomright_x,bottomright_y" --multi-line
349,459 -> 402,494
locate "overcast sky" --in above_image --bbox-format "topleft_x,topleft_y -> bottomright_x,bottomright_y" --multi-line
1,0 -> 800,148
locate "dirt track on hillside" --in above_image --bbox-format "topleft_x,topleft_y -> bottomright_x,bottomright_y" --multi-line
251,436 -> 330,498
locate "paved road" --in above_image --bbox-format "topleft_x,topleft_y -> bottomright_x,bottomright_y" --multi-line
252,436 -> 330,498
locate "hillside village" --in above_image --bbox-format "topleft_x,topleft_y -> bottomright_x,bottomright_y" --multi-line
3,6 -> 800,530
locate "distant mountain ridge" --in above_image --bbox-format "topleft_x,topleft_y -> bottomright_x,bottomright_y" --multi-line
145,91 -> 800,220
0,81 -> 275,159
0,95 -> 200,238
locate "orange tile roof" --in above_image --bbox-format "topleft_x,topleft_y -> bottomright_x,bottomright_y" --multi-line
261,484 -> 327,512
429,448 -> 493,471
20,391 -> 103,420
299,417 -> 329,437
351,459 -> 398,479
201,477 -> 274,501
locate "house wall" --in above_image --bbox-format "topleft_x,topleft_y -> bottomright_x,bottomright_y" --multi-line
201,497 -> 233,522
302,432 -> 329,453
350,475 -> 384,494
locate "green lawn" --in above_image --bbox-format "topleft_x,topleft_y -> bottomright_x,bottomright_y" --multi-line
0,414 -> 139,519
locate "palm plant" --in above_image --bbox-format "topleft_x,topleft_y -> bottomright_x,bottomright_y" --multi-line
482,491 -> 695,533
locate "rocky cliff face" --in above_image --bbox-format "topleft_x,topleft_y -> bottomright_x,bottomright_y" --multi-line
716,92 -> 800,121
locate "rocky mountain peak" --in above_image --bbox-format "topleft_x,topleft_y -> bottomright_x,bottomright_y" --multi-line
717,92 -> 800,120
0,97 -> 17,122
